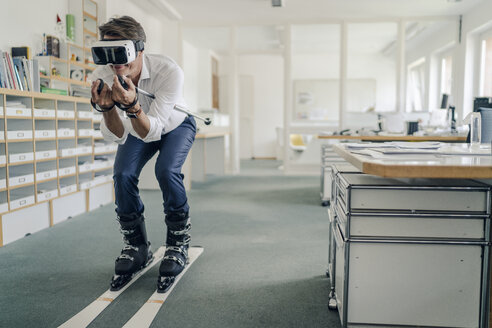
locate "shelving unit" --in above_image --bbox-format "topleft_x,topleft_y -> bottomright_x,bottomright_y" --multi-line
0,88 -> 117,247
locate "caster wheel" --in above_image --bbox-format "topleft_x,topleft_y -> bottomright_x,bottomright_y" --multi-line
321,200 -> 330,207
328,298 -> 337,310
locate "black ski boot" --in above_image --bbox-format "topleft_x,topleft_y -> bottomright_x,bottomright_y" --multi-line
110,213 -> 154,291
157,212 -> 191,293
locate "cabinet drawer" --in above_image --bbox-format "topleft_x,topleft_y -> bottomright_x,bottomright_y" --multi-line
0,202 -> 8,213
36,169 -> 58,182
35,130 -> 56,139
335,201 -> 486,240
10,195 -> 35,210
78,129 -> 93,137
57,110 -> 75,119
33,108 -> 55,118
9,174 -> 34,187
7,130 -> 33,140
58,129 -> 75,137
77,111 -> 93,119
6,107 -> 31,117
338,173 -> 490,214
60,184 -> 77,195
59,166 -> 76,177
37,189 -> 58,202
9,152 -> 34,163
59,148 -> 77,157
35,150 -> 57,160
76,146 -> 92,155
78,163 -> 93,173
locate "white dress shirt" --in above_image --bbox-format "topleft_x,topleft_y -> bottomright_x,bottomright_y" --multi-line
91,53 -> 187,144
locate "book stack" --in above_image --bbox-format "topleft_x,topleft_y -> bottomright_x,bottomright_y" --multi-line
0,50 -> 40,92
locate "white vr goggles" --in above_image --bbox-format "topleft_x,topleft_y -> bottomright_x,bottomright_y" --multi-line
91,39 -> 145,65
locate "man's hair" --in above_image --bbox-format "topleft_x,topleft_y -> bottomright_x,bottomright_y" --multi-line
99,16 -> 146,42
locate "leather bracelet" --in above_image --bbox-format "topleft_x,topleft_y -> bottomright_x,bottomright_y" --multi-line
115,89 -> 139,111
127,107 -> 143,119
90,99 -> 115,113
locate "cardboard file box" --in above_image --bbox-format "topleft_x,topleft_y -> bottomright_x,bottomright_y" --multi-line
35,150 -> 57,160
10,195 -> 34,210
6,107 -> 31,117
36,169 -> 58,182
37,189 -> 58,202
35,130 -> 56,139
9,152 -> 34,163
7,130 -> 33,140
57,110 -> 75,119
59,166 -> 76,177
33,108 -> 55,118
59,184 -> 77,195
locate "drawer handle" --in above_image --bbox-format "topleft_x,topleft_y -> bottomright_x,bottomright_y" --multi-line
19,177 -> 25,183
66,187 -> 71,192
17,132 -> 24,137
20,200 -> 26,205
16,109 -> 23,115
19,155 -> 26,160
44,173 -> 50,177
46,193 -> 51,198
43,153 -> 49,157
42,111 -> 48,115
43,131 -> 48,136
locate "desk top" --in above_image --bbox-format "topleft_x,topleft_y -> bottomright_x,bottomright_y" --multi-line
318,135 -> 467,142
332,144 -> 492,179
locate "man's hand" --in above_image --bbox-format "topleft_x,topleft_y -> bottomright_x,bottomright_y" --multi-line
91,80 -> 114,110
112,75 -> 137,107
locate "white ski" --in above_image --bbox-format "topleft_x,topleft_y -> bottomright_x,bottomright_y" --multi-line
58,246 -> 167,328
122,246 -> 204,328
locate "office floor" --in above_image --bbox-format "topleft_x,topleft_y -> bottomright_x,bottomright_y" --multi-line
0,160 -> 341,328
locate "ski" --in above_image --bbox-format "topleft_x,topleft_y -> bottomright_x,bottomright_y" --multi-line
58,246 -> 167,328
122,246 -> 204,328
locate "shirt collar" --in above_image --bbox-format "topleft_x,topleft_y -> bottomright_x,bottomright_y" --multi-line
139,53 -> 150,82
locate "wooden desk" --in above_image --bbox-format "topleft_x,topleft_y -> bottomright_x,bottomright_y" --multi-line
191,132 -> 228,182
319,134 -> 467,142
332,143 -> 492,179
329,143 -> 492,328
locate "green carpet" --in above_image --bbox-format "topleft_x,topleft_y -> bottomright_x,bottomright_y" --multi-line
0,160 -> 341,328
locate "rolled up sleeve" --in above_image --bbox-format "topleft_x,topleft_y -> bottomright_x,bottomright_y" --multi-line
138,66 -> 185,143
100,115 -> 131,145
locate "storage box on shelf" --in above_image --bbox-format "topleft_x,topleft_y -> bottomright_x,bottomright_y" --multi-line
0,88 -> 116,247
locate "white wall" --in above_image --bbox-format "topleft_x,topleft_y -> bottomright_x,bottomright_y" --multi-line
239,55 -> 284,158
183,40 -> 199,111
104,0 -> 178,59
0,1 -> 70,53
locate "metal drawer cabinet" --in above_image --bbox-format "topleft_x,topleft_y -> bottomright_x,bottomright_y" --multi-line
333,221 -> 490,328
334,199 -> 489,241
336,174 -> 491,214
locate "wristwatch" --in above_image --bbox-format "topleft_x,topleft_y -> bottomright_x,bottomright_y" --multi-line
126,107 -> 142,119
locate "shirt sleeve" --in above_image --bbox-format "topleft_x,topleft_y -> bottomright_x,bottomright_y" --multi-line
100,113 -> 131,145
137,65 -> 185,143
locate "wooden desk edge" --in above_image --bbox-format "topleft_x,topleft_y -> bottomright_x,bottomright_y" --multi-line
332,144 -> 492,179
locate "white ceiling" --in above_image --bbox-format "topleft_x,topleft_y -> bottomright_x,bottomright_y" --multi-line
165,0 -> 483,26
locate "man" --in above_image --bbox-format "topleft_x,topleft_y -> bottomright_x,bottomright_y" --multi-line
90,16 -> 196,293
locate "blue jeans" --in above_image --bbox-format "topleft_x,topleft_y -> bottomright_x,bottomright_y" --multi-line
113,116 -> 196,216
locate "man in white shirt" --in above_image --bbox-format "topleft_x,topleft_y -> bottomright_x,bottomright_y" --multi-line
90,16 -> 195,293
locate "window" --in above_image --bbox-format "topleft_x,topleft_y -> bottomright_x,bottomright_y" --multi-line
440,54 -> 453,98
480,35 -> 492,97
406,58 -> 426,112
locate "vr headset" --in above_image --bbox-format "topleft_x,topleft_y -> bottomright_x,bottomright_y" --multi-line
91,39 -> 145,65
